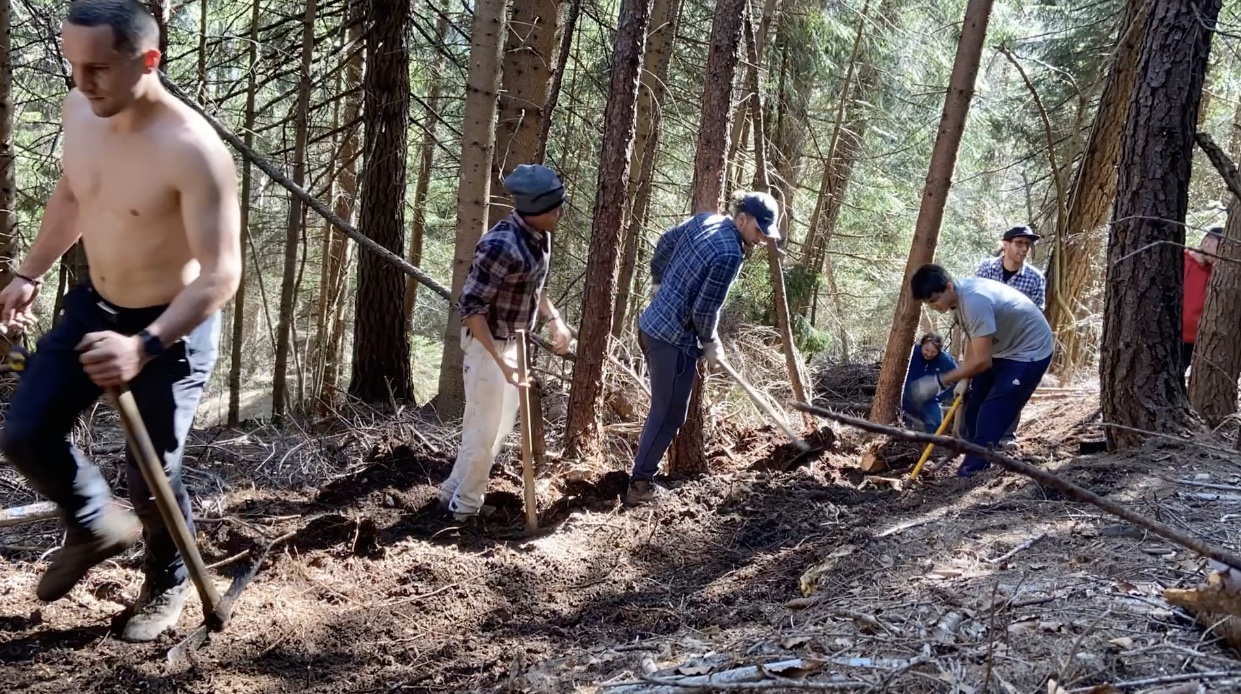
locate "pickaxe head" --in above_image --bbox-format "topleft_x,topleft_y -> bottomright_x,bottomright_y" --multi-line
166,540 -> 272,663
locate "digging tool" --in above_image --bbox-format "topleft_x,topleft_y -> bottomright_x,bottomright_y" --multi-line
514,331 -> 539,534
714,358 -> 809,451
908,392 -> 963,482
106,384 -> 269,661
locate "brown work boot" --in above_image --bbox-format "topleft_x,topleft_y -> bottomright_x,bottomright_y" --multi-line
624,480 -> 663,507
120,578 -> 191,643
37,505 -> 141,603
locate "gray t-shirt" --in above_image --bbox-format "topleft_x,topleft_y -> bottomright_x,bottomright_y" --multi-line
953,277 -> 1053,362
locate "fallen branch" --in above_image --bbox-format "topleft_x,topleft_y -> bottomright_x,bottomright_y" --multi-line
1066,670 -> 1241,693
790,401 -> 1241,573
159,73 -> 450,302
986,533 -> 1045,565
602,658 -> 871,693
0,501 -> 57,529
1196,132 -> 1241,202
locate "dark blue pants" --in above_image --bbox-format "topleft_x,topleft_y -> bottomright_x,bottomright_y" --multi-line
957,355 -> 1050,476
1,283 -> 220,588
630,331 -> 699,481
902,394 -> 943,433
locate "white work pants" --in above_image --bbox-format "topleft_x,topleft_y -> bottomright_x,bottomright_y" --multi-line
439,329 -> 520,516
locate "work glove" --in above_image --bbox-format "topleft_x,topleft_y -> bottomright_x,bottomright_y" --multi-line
908,374 -> 943,406
702,341 -> 724,367
954,377 -> 970,398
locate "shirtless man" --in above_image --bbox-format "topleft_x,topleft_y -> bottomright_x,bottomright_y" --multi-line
0,0 -> 241,642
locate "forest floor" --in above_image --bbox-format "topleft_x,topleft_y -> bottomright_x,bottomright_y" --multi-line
1,363 -> 1240,693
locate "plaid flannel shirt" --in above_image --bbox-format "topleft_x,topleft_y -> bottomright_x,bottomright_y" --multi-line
639,212 -> 745,356
975,256 -> 1046,310
457,212 -> 551,340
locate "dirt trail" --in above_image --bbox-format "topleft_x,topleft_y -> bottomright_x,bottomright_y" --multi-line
1,385 -> 1239,693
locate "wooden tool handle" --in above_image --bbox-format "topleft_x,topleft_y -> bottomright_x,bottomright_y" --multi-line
107,386 -> 224,627
514,332 -> 539,534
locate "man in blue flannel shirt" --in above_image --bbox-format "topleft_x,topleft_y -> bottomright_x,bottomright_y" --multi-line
973,225 -> 1046,444
625,191 -> 781,506
902,333 -> 957,432
439,164 -> 573,522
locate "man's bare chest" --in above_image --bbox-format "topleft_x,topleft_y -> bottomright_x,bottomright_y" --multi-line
63,130 -> 178,221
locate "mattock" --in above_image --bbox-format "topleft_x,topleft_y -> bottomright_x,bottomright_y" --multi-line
107,382 -> 271,662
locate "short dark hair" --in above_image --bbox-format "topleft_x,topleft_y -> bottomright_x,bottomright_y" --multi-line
920,332 -> 943,348
67,0 -> 160,56
910,264 -> 953,301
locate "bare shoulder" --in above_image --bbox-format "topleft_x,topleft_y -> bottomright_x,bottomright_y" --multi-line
159,97 -> 238,191
61,88 -> 92,128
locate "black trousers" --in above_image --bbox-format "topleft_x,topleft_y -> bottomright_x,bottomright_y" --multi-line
1,282 -> 219,588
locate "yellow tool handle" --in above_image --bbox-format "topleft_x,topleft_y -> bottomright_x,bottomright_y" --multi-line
908,392 -> 963,482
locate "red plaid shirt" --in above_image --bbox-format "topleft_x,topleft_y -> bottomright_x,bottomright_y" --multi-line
457,212 -> 551,340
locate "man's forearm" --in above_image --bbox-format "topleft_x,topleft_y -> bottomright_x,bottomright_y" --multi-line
942,355 -> 991,384
144,270 -> 238,346
18,181 -> 82,278
539,294 -> 561,323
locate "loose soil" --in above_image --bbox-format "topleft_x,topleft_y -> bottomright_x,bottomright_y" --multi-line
1,375 -> 1239,693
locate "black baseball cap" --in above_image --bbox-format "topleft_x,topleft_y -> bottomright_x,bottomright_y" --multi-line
1002,225 -> 1040,242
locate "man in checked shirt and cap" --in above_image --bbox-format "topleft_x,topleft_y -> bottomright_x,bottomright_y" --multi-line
439,164 -> 573,522
624,191 -> 781,506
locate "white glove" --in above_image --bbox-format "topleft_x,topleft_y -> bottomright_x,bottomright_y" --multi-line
703,341 -> 724,366
908,375 -> 942,405
954,377 -> 969,398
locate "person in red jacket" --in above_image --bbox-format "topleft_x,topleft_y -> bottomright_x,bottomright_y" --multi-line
1183,227 -> 1223,376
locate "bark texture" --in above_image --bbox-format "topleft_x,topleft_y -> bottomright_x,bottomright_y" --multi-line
437,0 -> 509,418
1047,0 -> 1148,379
488,0 -> 567,228
561,0 -> 652,461
613,0 -> 681,338
406,9 -> 450,323
0,0 -> 14,292
349,0 -> 413,404
868,0 -> 994,425
1100,0 -> 1221,450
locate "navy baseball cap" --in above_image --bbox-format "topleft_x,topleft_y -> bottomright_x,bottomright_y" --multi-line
1002,225 -> 1040,242
738,192 -> 781,240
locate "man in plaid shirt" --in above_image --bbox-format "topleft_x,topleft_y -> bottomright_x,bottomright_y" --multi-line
625,191 -> 781,506
975,226 -> 1046,310
972,225 -> 1047,445
439,164 -> 572,522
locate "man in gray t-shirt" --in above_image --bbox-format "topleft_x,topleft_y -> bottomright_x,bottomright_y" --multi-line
905,263 -> 1053,477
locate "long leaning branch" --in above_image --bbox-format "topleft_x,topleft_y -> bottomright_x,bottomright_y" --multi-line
790,401 -> 1241,573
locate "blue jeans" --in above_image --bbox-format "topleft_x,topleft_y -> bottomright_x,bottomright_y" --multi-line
902,394 -> 944,433
1,282 -> 220,588
957,355 -> 1051,476
630,331 -> 699,481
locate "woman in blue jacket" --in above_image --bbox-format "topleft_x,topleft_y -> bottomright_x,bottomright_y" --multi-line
902,333 -> 957,432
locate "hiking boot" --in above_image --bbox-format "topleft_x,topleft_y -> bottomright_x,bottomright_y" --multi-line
624,480 -> 663,506
957,458 -> 990,478
451,504 -> 496,523
121,578 -> 191,643
37,506 -> 141,603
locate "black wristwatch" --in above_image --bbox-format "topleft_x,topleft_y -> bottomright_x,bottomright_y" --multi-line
138,329 -> 164,359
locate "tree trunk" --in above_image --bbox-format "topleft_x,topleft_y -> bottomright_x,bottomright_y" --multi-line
1189,200 -> 1241,426
747,14 -> 813,429
670,0 -> 749,477
561,0 -> 652,461
349,0 -> 414,404
437,0 -> 509,419
272,0 -> 316,422
487,0 -> 567,228
406,8 -> 450,324
613,0 -> 682,339
868,0 -> 994,425
1100,0 -> 1221,450
227,0 -> 263,427
196,0 -> 208,99
0,0 -> 15,296
1047,0 -> 1148,380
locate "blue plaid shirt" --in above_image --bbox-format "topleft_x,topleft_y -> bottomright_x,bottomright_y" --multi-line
639,213 -> 745,356
975,256 -> 1046,310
